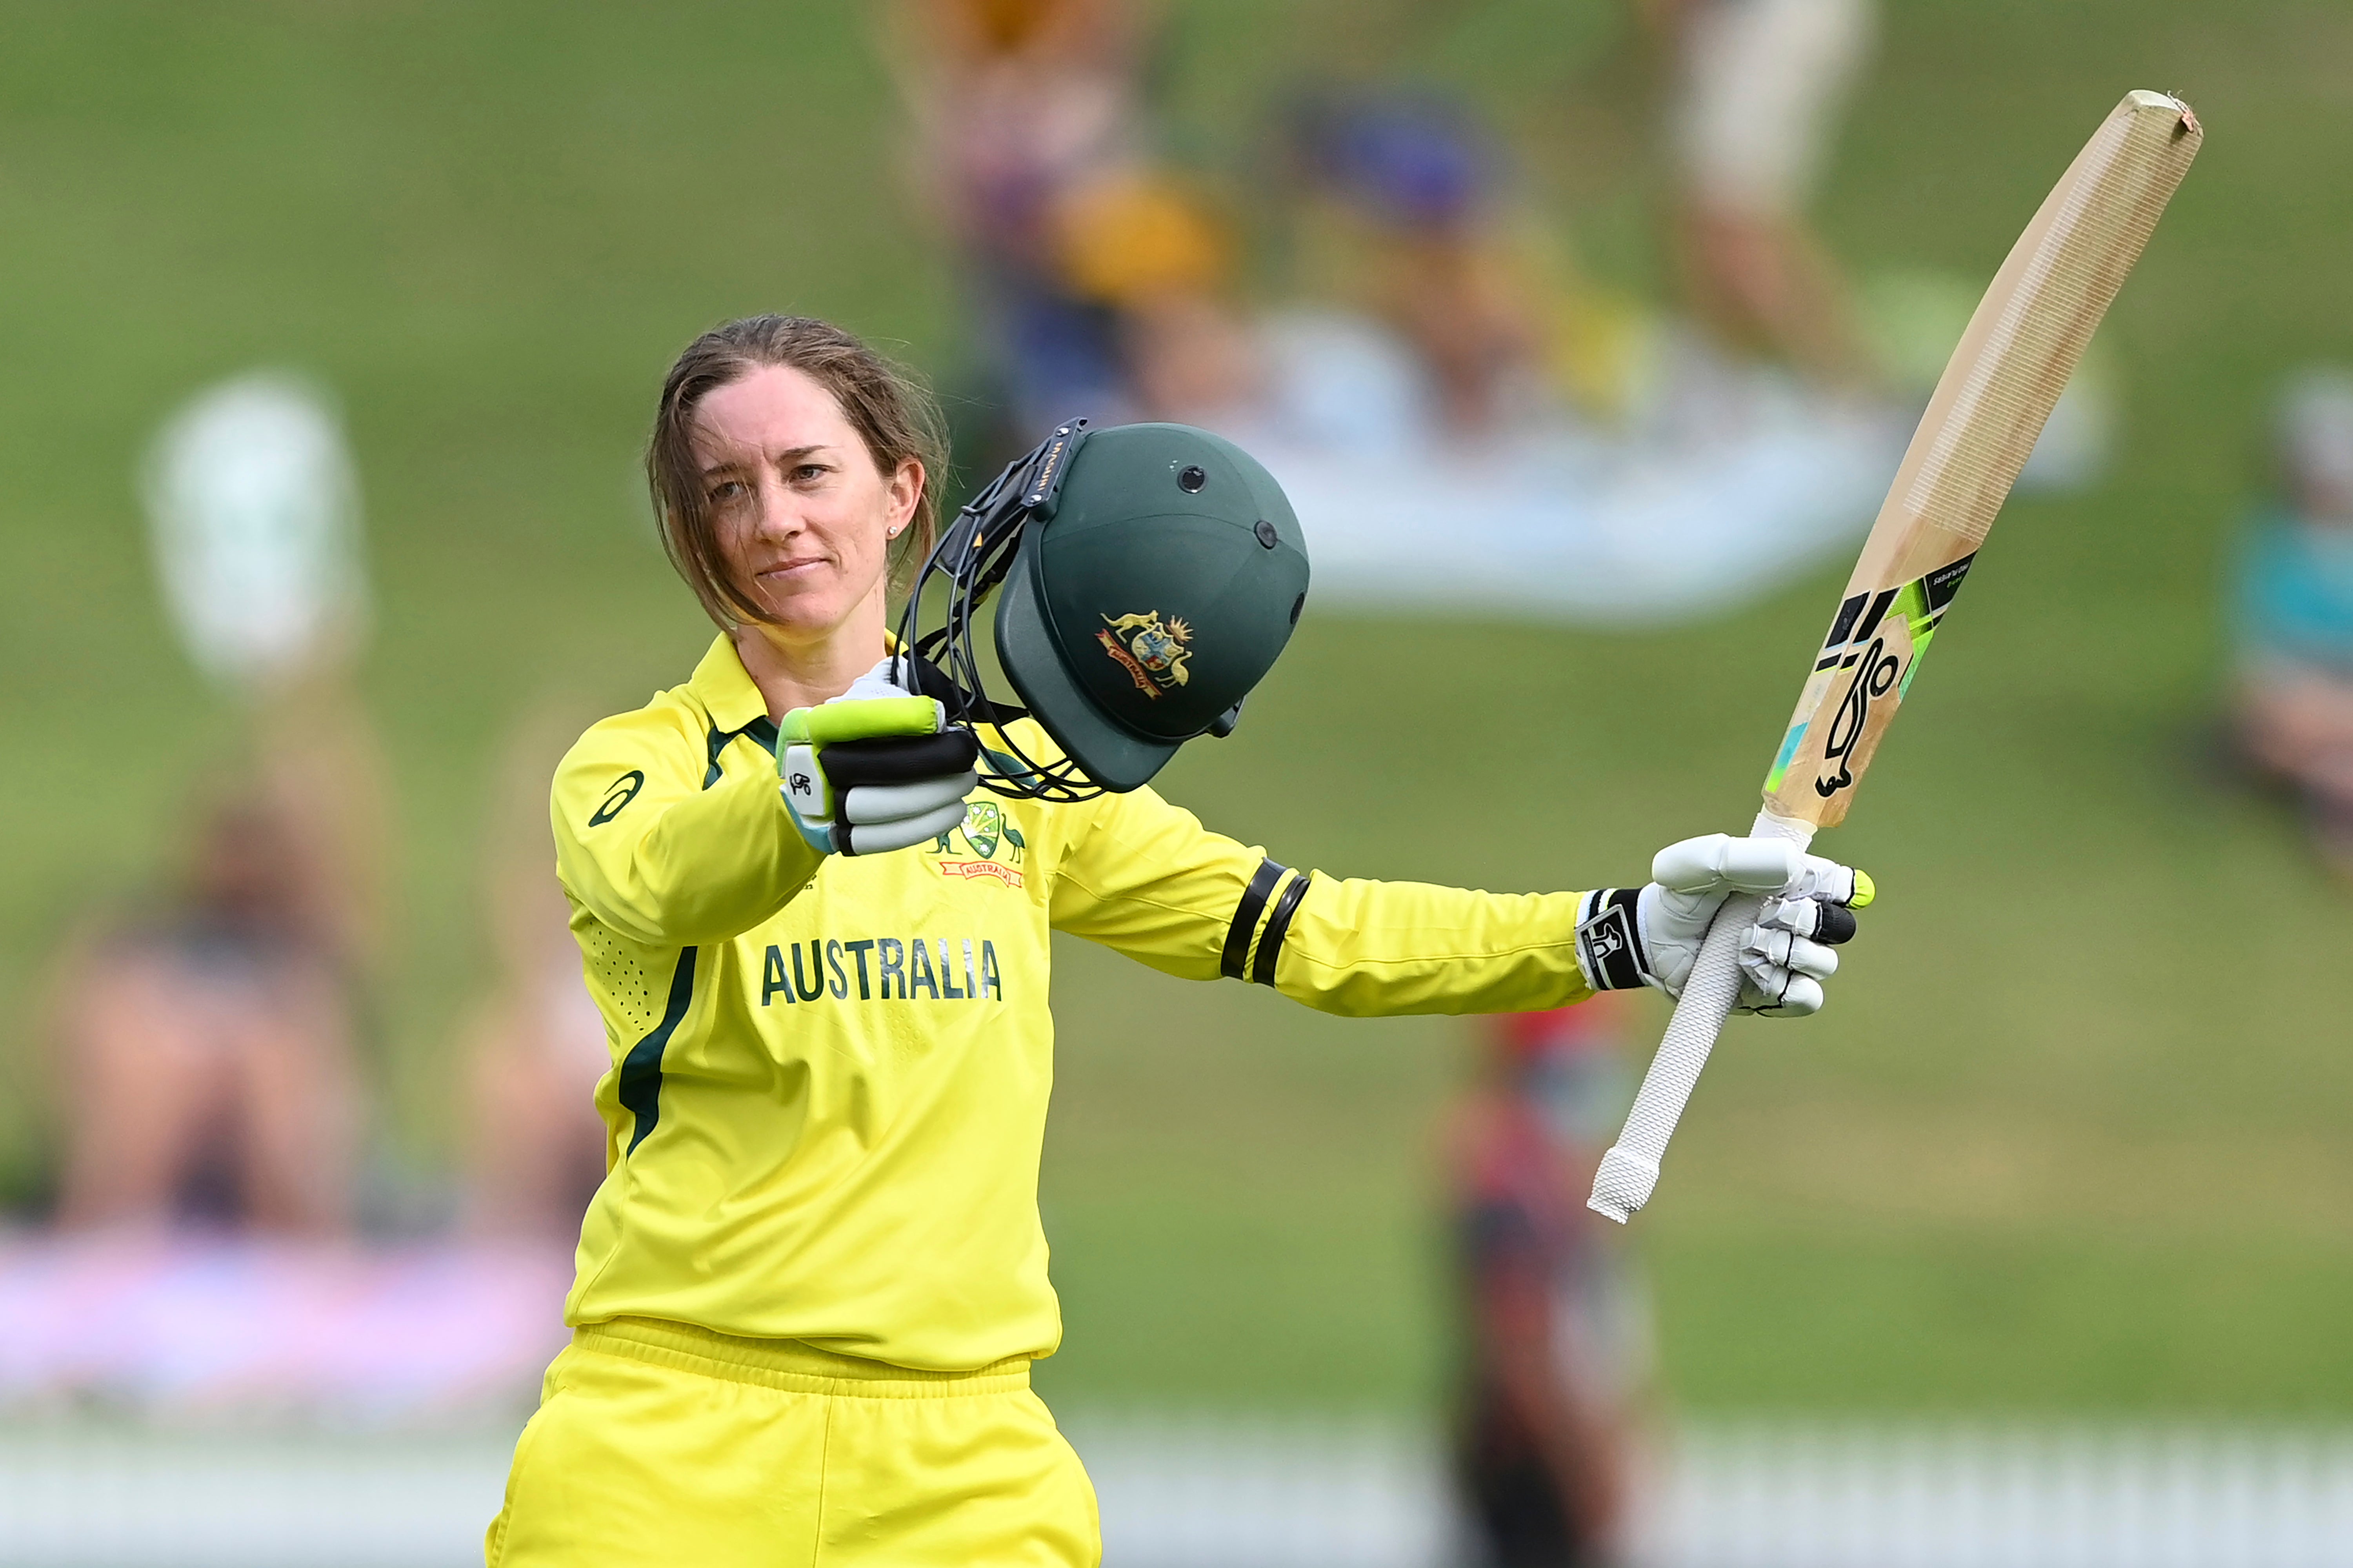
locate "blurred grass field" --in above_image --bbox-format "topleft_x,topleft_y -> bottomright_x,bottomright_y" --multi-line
4,0 -> 2352,1421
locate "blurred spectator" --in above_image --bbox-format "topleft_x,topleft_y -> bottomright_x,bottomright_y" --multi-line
1286,92 -> 1550,434
1649,0 -> 1877,385
1447,998 -> 1652,1568
886,0 -> 1261,432
1280,86 -> 1663,433
49,369 -> 389,1236
46,757 -> 367,1235
2233,370 -> 2353,876
1050,168 -> 1263,424
458,705 -> 612,1238
885,0 -> 1153,430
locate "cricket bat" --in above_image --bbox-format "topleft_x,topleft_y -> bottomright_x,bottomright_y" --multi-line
1588,89 -> 2204,1224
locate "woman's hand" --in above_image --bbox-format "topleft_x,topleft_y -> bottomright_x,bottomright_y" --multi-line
1573,833 -> 1874,1016
779,661 -> 979,856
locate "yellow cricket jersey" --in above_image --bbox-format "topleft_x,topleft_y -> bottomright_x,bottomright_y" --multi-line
550,633 -> 1593,1372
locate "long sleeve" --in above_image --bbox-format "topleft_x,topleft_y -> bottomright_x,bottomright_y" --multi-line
1048,783 -> 1591,1017
551,706 -> 825,948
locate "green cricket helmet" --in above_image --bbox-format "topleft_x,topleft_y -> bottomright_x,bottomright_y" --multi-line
896,418 -> 1310,799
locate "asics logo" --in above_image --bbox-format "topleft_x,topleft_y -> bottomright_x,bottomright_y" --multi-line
589,771 -> 646,826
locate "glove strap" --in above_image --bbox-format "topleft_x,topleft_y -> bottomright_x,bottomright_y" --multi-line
1575,888 -> 1651,992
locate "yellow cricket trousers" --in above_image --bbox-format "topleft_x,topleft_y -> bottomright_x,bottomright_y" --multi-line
485,1317 -> 1101,1567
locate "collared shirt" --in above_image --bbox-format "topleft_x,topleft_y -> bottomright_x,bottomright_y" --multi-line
552,633 -> 1591,1370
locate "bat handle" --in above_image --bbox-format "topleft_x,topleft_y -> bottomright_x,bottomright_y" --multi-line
1588,810 -> 1815,1223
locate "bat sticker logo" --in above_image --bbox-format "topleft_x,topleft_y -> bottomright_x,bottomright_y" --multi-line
1815,638 -> 1902,798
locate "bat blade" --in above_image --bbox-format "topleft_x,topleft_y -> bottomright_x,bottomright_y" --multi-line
1589,90 -> 2202,1225
1762,90 -> 2203,830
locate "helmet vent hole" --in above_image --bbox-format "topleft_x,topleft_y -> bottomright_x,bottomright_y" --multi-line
1289,592 -> 1305,626
1178,465 -> 1207,493
1254,520 -> 1280,549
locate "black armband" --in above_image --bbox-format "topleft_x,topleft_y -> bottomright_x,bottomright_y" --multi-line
1223,857 -> 1309,986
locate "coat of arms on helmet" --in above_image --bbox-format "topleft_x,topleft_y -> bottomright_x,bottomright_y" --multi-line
1096,610 -> 1193,698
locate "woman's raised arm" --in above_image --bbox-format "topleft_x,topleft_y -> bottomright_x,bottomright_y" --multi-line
551,709 -> 825,949
1047,784 -> 1591,1017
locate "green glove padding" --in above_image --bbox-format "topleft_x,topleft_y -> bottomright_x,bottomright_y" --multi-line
779,667 -> 980,857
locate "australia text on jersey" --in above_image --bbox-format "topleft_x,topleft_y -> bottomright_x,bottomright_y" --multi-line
761,936 -> 1005,1005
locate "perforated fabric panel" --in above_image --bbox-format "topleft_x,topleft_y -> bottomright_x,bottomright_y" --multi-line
578,920 -> 664,1037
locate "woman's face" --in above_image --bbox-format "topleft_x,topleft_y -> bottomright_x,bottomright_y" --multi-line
694,364 -> 921,642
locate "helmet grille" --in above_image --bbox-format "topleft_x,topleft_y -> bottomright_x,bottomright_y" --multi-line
895,419 -> 1111,802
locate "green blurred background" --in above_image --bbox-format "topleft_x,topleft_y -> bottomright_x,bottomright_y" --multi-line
4,0 -> 2350,1420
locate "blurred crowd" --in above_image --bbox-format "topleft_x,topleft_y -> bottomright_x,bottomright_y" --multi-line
0,379 -> 594,1425
887,0 -> 1880,458
33,373 -> 610,1250
40,621 -> 604,1249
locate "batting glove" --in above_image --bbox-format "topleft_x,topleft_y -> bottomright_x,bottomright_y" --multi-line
779,660 -> 980,856
1573,833 -> 1873,1016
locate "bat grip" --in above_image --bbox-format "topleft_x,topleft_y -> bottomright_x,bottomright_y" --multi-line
1588,810 -> 1815,1223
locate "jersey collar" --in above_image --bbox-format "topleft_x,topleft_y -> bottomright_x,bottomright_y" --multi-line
686,629 -> 910,732
687,634 -> 767,734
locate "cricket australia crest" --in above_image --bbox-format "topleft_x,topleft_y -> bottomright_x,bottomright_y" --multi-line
933,800 -> 1026,887
1096,610 -> 1192,698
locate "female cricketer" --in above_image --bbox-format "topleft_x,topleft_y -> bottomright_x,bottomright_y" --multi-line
485,314 -> 1869,1566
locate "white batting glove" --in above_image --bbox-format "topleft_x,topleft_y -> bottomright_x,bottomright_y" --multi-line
779,660 -> 979,857
1573,833 -> 1874,1016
